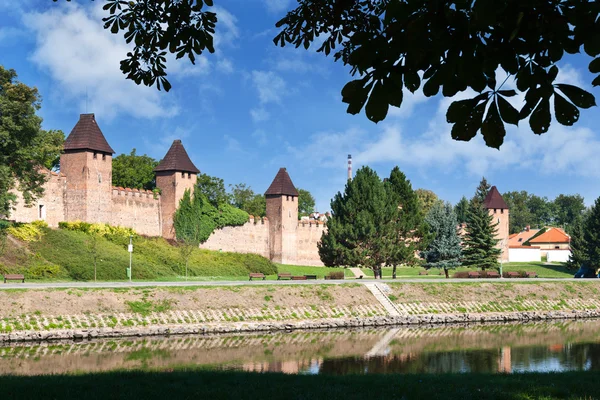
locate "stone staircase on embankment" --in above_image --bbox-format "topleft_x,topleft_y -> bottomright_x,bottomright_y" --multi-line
364,283 -> 403,317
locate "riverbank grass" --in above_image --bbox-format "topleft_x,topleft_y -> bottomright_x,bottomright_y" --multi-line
0,370 -> 598,399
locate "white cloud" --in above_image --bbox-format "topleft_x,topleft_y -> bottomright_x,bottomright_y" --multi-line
213,7 -> 239,49
217,58 -> 234,74
263,0 -> 291,13
252,129 -> 269,146
224,134 -> 243,153
143,126 -> 192,159
252,70 -> 287,104
23,4 -> 178,120
250,107 -> 271,122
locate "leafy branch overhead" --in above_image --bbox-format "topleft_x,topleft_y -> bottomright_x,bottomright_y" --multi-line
54,1 -> 599,148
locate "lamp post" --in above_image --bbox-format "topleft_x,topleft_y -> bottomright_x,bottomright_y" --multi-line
128,235 -> 133,283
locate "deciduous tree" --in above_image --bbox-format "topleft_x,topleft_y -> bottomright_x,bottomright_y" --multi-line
0,66 -> 61,218
554,194 -> 586,230
112,149 -> 159,190
421,202 -> 462,278
298,188 -> 316,217
415,189 -> 440,217
196,172 -> 228,206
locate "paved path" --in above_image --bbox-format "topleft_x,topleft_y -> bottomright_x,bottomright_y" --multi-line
348,268 -> 366,278
364,283 -> 402,316
0,277 -> 590,290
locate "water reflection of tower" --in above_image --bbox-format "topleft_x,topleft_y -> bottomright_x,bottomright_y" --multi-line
498,346 -> 512,373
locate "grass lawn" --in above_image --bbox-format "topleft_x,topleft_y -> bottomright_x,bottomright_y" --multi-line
501,262 -> 573,278
271,264 -> 354,279
0,369 -> 598,400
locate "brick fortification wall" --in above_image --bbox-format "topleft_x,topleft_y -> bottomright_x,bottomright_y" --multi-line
296,221 -> 326,266
9,170 -> 66,227
110,188 -> 161,237
199,217 -> 270,258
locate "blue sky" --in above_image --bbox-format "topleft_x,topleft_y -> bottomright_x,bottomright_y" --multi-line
2,1 -> 600,211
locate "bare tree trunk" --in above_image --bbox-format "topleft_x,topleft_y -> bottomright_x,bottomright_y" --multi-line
444,268 -> 449,279
392,265 -> 397,279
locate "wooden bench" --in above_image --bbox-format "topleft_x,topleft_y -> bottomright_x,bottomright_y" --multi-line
526,271 -> 538,278
486,271 -> 500,278
418,270 -> 428,276
468,271 -> 480,278
277,273 -> 292,280
291,276 -> 307,280
506,272 -> 520,278
305,274 -> 317,280
249,273 -> 265,281
4,274 -> 25,283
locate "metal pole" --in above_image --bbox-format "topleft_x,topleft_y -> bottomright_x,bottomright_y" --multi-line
129,235 -> 132,283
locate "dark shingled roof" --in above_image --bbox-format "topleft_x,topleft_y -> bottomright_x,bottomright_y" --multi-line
265,168 -> 299,196
484,186 -> 509,209
63,114 -> 115,154
154,140 -> 200,174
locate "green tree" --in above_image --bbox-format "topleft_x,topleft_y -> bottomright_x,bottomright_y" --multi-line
584,197 -> 600,270
503,191 -> 534,234
318,166 -> 395,277
298,188 -> 316,217
567,216 -> 588,270
462,202 -> 501,271
196,172 -> 228,206
229,183 -> 255,209
0,66 -> 60,218
527,194 -> 555,228
421,202 -> 462,279
385,167 -> 424,277
415,189 -> 440,217
244,194 -> 266,218
63,1 -> 599,148
35,129 -> 65,171
112,149 -> 159,190
471,177 -> 491,206
454,196 -> 469,224
554,194 -> 586,231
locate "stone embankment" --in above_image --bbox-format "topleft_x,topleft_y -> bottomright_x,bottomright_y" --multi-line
1,281 -> 600,342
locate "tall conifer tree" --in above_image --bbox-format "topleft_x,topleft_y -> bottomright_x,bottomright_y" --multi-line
384,167 -> 424,278
318,167 -> 395,277
421,202 -> 462,278
567,216 -> 588,270
454,196 -> 469,224
471,177 -> 491,206
584,197 -> 600,269
462,202 -> 501,270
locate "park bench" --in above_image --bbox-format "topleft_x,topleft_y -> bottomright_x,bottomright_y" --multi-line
4,274 -> 25,283
468,271 -> 480,278
418,270 -> 428,276
486,271 -> 500,278
526,271 -> 538,278
305,274 -> 317,280
277,273 -> 292,280
249,273 -> 265,281
291,276 -> 307,280
506,272 -> 520,278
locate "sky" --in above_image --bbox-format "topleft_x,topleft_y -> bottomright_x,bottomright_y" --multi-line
2,1 -> 600,212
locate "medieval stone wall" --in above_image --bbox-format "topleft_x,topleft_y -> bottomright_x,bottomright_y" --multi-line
296,221 -> 326,266
110,188 -> 161,237
9,171 -> 65,227
199,217 -> 270,258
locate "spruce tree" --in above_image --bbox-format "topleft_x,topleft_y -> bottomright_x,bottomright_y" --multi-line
462,202 -> 501,270
384,167 -> 424,278
421,202 -> 462,278
318,166 -> 395,277
454,196 -> 469,224
584,197 -> 600,269
471,177 -> 491,206
567,216 -> 588,270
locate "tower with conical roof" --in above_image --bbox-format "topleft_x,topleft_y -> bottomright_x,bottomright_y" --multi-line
483,186 -> 510,262
60,113 -> 115,222
155,140 -> 200,238
265,168 -> 299,264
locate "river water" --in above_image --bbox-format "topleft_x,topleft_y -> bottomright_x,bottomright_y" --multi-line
1,320 -> 600,376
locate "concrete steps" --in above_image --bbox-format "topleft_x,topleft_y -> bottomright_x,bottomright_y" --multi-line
364,283 -> 402,317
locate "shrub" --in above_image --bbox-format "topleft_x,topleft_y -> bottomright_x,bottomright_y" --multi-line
59,221 -> 136,241
453,271 -> 470,278
25,263 -> 65,279
7,222 -> 45,242
327,271 -> 345,280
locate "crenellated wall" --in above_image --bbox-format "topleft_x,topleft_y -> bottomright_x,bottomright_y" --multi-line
9,170 -> 66,227
296,220 -> 326,266
110,187 -> 161,237
199,217 -> 270,258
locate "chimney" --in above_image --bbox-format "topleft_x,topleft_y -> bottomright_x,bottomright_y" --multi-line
526,225 -> 530,232
347,154 -> 352,181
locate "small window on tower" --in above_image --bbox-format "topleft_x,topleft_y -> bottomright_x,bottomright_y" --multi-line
289,210 -> 291,218
291,197 -> 294,202
498,218 -> 500,224
494,208 -> 497,213
187,173 -> 191,179
98,173 -> 102,183
181,172 -> 185,178
286,195 -> 289,201
93,152 -> 97,159
555,246 -> 560,249
501,209 -> 504,214
102,154 -> 106,161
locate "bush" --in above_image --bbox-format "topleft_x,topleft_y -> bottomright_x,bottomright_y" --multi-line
7,222 -> 45,242
327,271 -> 345,280
452,271 -> 470,278
25,263 -> 66,279
502,271 -> 527,278
58,221 -> 136,242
